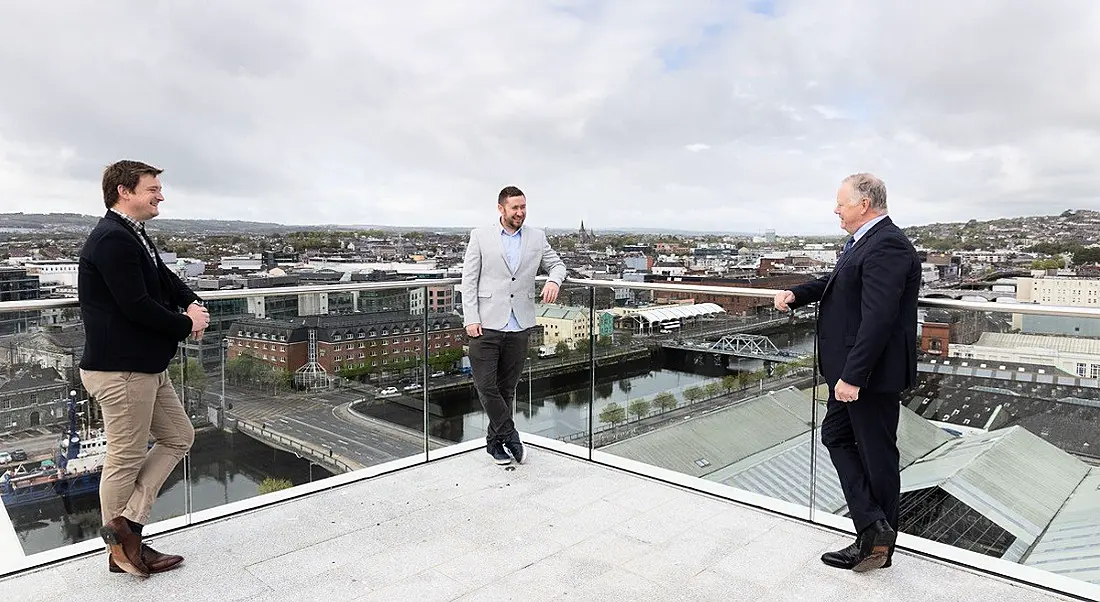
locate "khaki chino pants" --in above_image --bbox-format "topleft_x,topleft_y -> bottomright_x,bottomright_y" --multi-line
80,369 -> 195,526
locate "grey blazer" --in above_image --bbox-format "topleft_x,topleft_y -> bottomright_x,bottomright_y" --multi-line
460,223 -> 567,329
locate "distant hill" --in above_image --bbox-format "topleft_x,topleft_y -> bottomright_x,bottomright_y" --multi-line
0,213 -> 758,237
902,209 -> 1100,251
3,210 -> 1097,241
0,213 -> 394,235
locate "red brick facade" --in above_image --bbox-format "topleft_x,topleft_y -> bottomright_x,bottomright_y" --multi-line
228,313 -> 465,374
646,274 -> 815,315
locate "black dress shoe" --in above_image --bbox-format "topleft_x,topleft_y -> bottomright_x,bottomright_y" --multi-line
853,519 -> 896,573
821,540 -> 862,569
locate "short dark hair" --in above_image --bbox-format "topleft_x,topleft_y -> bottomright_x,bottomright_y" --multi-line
102,160 -> 163,209
498,186 -> 525,205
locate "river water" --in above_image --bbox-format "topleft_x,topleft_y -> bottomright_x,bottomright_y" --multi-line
367,324 -> 818,444
8,428 -> 325,556
9,325 -> 816,556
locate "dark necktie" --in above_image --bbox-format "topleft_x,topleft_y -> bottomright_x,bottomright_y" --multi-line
842,237 -> 855,254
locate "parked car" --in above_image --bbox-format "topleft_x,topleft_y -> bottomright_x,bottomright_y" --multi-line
402,383 -> 422,392
378,386 -> 399,396
0,452 -> 11,465
11,449 -> 27,462
430,371 -> 446,378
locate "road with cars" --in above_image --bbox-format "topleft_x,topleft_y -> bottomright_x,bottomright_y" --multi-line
221,383 -> 426,468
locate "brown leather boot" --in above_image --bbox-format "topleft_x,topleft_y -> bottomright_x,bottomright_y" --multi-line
109,544 -> 184,574
100,517 -> 150,577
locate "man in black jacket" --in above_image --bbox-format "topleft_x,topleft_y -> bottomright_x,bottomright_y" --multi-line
78,160 -> 210,577
774,173 -> 920,573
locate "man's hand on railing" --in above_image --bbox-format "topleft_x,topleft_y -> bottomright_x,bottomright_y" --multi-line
773,290 -> 795,311
541,282 -> 560,303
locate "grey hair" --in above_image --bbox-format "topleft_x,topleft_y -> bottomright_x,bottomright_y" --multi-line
842,173 -> 888,212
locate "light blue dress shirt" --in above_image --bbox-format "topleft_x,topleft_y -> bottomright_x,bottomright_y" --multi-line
500,225 -> 523,332
852,214 -> 888,244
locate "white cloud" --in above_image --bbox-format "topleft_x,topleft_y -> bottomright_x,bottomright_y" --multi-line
0,0 -> 1097,235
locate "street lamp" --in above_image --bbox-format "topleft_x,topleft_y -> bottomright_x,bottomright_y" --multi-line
220,338 -> 229,429
293,452 -> 314,483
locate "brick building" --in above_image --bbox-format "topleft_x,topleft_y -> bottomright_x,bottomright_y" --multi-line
920,321 -> 951,357
919,308 -> 987,358
226,318 -> 309,372
227,312 -> 465,375
426,285 -> 456,313
644,274 -> 814,315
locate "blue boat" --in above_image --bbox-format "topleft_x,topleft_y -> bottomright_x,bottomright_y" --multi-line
1,396 -> 106,510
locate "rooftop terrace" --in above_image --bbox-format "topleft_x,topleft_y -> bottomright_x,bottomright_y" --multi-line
0,441 -> 1078,602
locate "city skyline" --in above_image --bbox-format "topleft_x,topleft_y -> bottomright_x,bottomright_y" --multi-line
0,2 -> 1098,235
0,207 -> 1092,239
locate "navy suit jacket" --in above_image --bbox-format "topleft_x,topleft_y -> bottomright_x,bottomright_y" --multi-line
78,211 -> 202,373
789,216 -> 920,394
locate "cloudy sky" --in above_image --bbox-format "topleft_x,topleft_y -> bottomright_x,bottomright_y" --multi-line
0,1 -> 1097,235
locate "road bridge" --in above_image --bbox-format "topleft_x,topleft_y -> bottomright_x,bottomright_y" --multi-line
660,334 -> 807,364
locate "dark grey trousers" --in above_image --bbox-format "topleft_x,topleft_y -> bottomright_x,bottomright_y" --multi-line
468,329 -> 530,442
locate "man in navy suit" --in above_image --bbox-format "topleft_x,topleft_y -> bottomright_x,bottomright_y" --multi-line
774,173 -> 920,572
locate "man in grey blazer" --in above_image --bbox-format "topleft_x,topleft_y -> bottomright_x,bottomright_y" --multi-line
461,186 -> 567,464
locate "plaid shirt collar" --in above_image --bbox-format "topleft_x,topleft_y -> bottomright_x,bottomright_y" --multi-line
110,208 -> 157,262
110,207 -> 145,231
